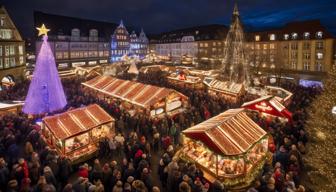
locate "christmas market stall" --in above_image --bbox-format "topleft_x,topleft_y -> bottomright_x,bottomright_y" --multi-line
203,77 -> 245,103
265,86 -> 293,106
242,95 -> 292,122
82,76 -> 189,118
0,101 -> 24,116
41,104 -> 115,164
166,71 -> 203,89
177,108 -> 268,188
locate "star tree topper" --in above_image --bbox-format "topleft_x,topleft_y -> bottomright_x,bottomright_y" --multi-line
36,24 -> 50,36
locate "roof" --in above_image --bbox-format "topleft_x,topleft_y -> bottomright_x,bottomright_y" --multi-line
246,20 -> 334,41
242,95 -> 285,112
34,11 -> 137,41
43,104 -> 114,140
203,78 -> 244,95
82,76 -> 187,108
149,24 -> 228,43
183,108 -> 267,156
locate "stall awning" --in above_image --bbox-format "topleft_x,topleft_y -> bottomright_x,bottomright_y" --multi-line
183,108 -> 267,156
43,104 -> 114,140
82,76 -> 187,108
203,78 -> 244,95
241,95 -> 292,120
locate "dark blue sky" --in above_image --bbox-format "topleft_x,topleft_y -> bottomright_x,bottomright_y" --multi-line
2,0 -> 336,38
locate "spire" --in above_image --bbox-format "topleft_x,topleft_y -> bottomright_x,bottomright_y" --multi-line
140,28 -> 145,34
233,1 -> 239,16
119,19 -> 124,27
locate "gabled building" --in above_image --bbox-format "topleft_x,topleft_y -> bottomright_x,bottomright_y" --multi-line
0,5 -> 25,86
138,29 -> 149,58
110,20 -> 130,62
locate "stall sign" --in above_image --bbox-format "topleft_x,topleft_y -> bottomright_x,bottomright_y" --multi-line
166,100 -> 182,112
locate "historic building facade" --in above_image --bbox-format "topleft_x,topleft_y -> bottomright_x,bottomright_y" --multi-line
111,21 -> 149,62
246,20 -> 335,80
0,5 -> 25,85
34,11 -> 113,70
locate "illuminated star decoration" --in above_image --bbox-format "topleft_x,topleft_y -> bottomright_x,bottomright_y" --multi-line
36,24 -> 50,36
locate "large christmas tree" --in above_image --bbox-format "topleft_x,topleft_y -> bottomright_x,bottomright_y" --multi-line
304,67 -> 336,191
23,24 -> 67,115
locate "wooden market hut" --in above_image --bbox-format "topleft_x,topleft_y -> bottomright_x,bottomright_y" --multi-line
166,73 -> 203,89
203,78 -> 245,103
242,95 -> 292,122
265,86 -> 293,106
41,104 -> 115,164
82,76 -> 189,118
178,108 -> 268,188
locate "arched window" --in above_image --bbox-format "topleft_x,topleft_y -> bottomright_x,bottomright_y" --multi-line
71,28 -> 80,41
292,33 -> 298,40
89,29 -> 98,41
316,31 -> 323,39
304,32 -> 310,39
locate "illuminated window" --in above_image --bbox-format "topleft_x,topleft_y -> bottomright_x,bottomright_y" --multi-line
19,56 -> 24,65
291,61 -> 296,69
284,34 -> 289,40
0,46 -> 2,56
0,29 -> 12,39
316,61 -> 323,71
0,17 -> 4,26
270,44 -> 275,49
303,53 -> 310,59
303,61 -> 310,71
270,34 -> 275,41
304,32 -> 310,39
9,57 -> 15,67
316,53 -> 323,60
263,44 -> 267,49
316,31 -> 323,39
4,58 -> 9,68
255,35 -> 260,41
0,59 -> 3,69
292,33 -> 298,40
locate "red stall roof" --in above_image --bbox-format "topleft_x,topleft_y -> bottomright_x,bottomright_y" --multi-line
183,108 -> 267,156
241,95 -> 292,120
43,104 -> 114,140
82,76 -> 187,108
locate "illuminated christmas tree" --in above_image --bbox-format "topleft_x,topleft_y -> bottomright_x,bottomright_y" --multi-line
221,3 -> 249,85
304,67 -> 336,191
23,24 -> 67,115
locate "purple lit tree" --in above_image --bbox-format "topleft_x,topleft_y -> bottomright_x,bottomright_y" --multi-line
23,24 -> 67,115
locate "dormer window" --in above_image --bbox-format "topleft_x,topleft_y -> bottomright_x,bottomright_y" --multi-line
304,32 -> 310,39
0,17 -> 4,26
316,31 -> 323,39
292,33 -> 298,40
255,35 -> 260,41
284,34 -> 289,40
270,34 -> 275,41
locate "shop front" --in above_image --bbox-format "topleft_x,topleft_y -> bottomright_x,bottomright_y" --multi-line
41,104 -> 115,164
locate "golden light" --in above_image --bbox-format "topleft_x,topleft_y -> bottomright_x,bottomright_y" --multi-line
36,24 -> 50,36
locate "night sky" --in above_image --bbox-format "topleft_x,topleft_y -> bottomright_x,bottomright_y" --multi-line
2,0 -> 336,38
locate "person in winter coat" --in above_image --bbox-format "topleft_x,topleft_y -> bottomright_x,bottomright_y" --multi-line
0,158 -> 9,191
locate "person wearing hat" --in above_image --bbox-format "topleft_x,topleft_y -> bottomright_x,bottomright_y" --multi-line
7,179 -> 18,192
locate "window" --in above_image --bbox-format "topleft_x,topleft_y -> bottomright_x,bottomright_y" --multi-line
9,57 -> 15,67
71,28 -> 80,41
316,31 -> 323,39
284,34 -> 289,40
316,41 -> 323,49
263,44 -> 267,50
292,33 -> 298,40
18,46 -> 23,55
291,51 -> 298,59
0,17 -> 4,26
316,61 -> 323,71
303,53 -> 310,60
204,43 -> 208,47
255,44 -> 260,50
316,53 -> 323,60
9,46 -> 15,55
56,52 -> 63,59
270,64 -> 275,69
304,32 -> 310,39
5,46 -> 9,56
0,46 -> 2,56
0,29 -> 12,39
255,35 -> 260,41
270,34 -> 275,41
4,58 -> 9,68
213,42 -> 216,46
303,42 -> 310,50
291,61 -> 296,69
19,56 -> 24,65
303,61 -> 310,71
291,43 -> 298,50
270,44 -> 275,49
63,52 -> 68,59
0,59 -> 2,69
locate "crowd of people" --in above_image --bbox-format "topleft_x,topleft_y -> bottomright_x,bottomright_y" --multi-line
0,71 -> 322,192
